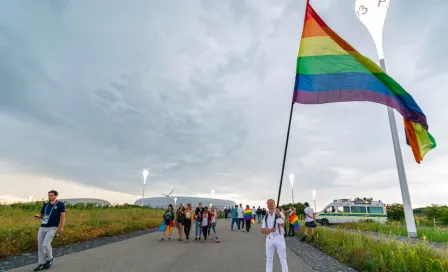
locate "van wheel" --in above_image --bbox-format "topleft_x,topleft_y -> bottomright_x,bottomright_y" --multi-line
321,219 -> 329,226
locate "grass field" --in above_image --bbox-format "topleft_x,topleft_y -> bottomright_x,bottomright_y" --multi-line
293,222 -> 448,272
334,221 -> 448,243
0,203 -> 162,258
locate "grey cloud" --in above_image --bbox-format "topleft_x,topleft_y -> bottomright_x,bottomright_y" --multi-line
0,0 -> 446,205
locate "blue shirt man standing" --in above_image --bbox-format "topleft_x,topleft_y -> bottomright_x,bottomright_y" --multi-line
33,190 -> 66,271
230,205 -> 240,231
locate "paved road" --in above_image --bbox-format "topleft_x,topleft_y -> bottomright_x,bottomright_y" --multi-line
10,220 -> 314,272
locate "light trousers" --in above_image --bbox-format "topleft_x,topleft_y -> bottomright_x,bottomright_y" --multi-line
37,227 -> 58,264
265,234 -> 288,272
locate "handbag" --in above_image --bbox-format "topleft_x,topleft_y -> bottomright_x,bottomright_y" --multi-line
159,221 -> 165,232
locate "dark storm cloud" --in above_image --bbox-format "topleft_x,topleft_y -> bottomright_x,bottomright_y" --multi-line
0,0 -> 446,205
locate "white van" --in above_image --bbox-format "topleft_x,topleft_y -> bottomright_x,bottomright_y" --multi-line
315,198 -> 387,225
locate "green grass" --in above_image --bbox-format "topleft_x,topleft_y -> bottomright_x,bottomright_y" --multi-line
334,221 -> 448,243
294,224 -> 448,272
0,203 -> 162,258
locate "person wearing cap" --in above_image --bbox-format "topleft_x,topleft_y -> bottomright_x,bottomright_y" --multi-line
261,199 -> 288,272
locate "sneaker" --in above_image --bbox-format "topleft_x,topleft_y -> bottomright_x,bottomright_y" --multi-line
195,237 -> 197,241
198,237 -> 201,240
300,235 -> 307,242
168,236 -> 171,240
160,237 -> 165,241
44,258 -> 54,269
33,264 -> 46,271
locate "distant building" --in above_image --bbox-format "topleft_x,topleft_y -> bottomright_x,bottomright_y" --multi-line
134,196 -> 236,210
58,198 -> 111,206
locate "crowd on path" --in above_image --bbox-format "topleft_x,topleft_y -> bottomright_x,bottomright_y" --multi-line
30,190 -> 317,272
159,201 -> 220,243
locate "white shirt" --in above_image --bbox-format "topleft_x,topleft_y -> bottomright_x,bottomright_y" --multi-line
304,207 -> 314,222
202,213 -> 209,226
211,211 -> 216,223
252,208 -> 257,214
237,207 -> 244,218
262,210 -> 285,236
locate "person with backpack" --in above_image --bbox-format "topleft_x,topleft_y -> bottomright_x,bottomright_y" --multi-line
261,199 -> 288,272
161,204 -> 175,241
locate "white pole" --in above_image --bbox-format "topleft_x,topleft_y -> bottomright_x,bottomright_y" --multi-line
142,169 -> 149,207
289,174 -> 295,204
355,0 -> 417,237
312,190 -> 316,212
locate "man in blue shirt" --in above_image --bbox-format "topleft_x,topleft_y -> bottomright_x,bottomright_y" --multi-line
230,204 -> 240,231
33,190 -> 66,271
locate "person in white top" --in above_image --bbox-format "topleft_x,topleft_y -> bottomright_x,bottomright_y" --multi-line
261,199 -> 288,272
237,204 -> 245,231
301,202 -> 316,242
252,206 -> 257,220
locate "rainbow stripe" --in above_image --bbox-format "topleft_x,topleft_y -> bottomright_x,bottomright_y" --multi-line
244,208 -> 253,220
295,3 -> 435,163
405,120 -> 436,163
289,213 -> 300,230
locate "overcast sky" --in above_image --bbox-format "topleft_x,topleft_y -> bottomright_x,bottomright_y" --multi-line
0,0 -> 446,209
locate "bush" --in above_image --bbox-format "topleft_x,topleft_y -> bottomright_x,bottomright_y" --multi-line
279,203 -> 306,215
424,205 -> 448,225
386,203 -> 405,221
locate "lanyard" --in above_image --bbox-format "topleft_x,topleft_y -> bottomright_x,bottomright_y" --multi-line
44,201 -> 58,217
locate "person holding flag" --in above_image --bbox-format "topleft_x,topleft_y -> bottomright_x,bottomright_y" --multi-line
288,207 -> 300,237
261,199 -> 288,272
243,205 -> 253,232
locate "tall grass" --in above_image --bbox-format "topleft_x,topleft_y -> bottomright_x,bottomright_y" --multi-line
0,203 -> 162,258
295,226 -> 448,272
334,221 -> 448,243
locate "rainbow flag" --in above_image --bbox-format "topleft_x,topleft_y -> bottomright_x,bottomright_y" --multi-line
289,212 -> 300,230
244,208 -> 253,220
295,3 -> 436,163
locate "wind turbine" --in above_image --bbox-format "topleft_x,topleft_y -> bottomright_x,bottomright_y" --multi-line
160,188 -> 175,197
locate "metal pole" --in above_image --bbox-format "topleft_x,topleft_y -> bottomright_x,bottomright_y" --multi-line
142,183 -> 145,207
379,59 -> 417,238
291,188 -> 294,204
313,199 -> 316,213
276,101 -> 295,207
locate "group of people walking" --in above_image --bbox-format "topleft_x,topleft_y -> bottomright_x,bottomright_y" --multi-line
31,190 -> 316,272
160,201 -> 219,243
228,204 -> 267,232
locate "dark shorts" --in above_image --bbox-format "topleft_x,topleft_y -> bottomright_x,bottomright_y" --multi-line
305,221 -> 317,228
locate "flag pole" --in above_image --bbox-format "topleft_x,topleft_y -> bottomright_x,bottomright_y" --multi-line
380,60 -> 418,238
276,0 -> 309,208
276,101 -> 295,207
